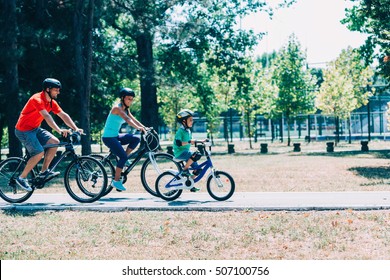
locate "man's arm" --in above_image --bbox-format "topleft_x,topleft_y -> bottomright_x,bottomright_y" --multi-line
40,110 -> 63,134
57,111 -> 84,134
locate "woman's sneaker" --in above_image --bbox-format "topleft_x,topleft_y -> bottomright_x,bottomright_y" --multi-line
15,177 -> 32,192
111,180 -> 126,191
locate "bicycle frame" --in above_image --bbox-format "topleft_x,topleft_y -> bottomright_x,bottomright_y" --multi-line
102,145 -> 149,176
29,142 -> 78,187
169,143 -> 217,188
102,129 -> 162,177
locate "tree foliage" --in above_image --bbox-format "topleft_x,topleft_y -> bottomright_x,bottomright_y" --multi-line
316,47 -> 374,143
316,47 -> 374,119
342,0 -> 390,79
268,34 -> 317,145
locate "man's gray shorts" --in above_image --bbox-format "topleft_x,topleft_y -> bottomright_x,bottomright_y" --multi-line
15,128 -> 54,156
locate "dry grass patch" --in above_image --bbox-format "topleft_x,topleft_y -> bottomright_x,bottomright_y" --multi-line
1,210 -> 390,260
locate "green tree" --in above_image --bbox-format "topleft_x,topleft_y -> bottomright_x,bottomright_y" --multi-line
316,47 -> 374,143
342,0 -> 390,79
270,34 -> 317,146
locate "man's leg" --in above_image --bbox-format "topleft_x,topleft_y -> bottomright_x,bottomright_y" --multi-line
41,137 -> 59,172
20,152 -> 44,178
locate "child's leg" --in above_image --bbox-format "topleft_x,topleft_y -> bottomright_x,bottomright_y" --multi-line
183,158 -> 194,170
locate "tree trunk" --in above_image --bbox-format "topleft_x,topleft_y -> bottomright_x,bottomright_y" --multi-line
335,116 -> 340,145
74,0 -> 93,155
246,109 -> 252,149
348,116 -> 352,144
4,0 -> 22,157
287,118 -> 291,147
135,32 -> 159,129
80,0 -> 94,155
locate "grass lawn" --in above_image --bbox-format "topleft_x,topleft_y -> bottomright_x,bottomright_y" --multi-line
1,140 -> 390,259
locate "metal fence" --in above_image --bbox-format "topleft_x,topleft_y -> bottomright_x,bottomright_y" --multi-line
159,111 -> 390,142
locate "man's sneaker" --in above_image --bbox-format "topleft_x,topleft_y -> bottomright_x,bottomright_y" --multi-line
190,187 -> 200,192
39,170 -> 60,181
15,177 -> 32,192
111,180 -> 126,191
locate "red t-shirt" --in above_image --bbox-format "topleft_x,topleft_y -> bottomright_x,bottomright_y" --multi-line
15,91 -> 62,132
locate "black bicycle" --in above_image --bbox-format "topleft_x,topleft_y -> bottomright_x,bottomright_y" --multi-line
90,128 -> 180,197
0,132 -> 108,203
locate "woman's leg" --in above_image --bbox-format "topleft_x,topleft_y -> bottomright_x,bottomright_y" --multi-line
118,133 -> 140,156
102,137 -> 128,181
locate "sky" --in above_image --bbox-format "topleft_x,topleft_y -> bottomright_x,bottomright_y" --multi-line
241,0 -> 368,67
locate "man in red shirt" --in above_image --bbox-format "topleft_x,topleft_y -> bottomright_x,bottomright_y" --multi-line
14,78 -> 83,191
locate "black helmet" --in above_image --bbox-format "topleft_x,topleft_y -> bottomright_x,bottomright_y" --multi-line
119,88 -> 135,98
176,109 -> 194,123
43,78 -> 61,90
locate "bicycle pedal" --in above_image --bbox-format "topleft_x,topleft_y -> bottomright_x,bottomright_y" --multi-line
34,184 -> 45,189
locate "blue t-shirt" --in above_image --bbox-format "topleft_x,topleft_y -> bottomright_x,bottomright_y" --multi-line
102,110 -> 125,137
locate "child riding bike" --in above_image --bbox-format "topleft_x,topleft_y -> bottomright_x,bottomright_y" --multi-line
173,109 -> 206,192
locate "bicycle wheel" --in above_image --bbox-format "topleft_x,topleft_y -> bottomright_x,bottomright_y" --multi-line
140,153 -> 181,197
207,171 -> 235,201
89,154 -> 115,196
155,171 -> 182,201
0,157 -> 34,203
64,156 -> 108,203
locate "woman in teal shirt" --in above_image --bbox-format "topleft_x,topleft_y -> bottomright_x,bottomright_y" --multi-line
102,88 -> 146,191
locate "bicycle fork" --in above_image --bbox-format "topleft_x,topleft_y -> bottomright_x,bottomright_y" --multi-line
210,168 -> 223,188
148,152 -> 163,174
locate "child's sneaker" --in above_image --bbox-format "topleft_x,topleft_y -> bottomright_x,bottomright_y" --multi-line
192,168 -> 202,176
190,187 -> 200,192
180,169 -> 191,177
111,180 -> 126,191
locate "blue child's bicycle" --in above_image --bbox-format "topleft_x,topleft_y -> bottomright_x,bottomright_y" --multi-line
155,140 -> 235,201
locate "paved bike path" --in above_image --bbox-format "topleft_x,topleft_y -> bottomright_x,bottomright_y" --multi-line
1,191 -> 390,212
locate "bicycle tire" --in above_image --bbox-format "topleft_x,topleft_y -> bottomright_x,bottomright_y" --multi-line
155,171 -> 182,201
140,153 -> 181,197
206,170 -> 235,201
89,154 -> 115,196
0,157 -> 34,203
64,156 -> 108,203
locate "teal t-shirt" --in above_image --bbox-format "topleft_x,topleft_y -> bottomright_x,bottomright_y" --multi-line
102,111 -> 125,137
173,126 -> 192,157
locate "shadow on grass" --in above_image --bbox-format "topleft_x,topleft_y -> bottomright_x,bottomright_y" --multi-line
1,209 -> 38,217
306,149 -> 390,159
349,166 -> 390,180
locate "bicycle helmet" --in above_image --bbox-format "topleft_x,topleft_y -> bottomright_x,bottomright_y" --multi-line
43,78 -> 62,90
176,109 -> 194,128
119,88 -> 135,99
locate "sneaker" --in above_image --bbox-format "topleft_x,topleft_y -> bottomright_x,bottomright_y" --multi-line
124,159 -> 132,167
180,169 -> 191,177
111,180 -> 126,191
38,170 -> 60,181
15,177 -> 32,192
190,187 -> 200,192
192,169 -> 202,176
